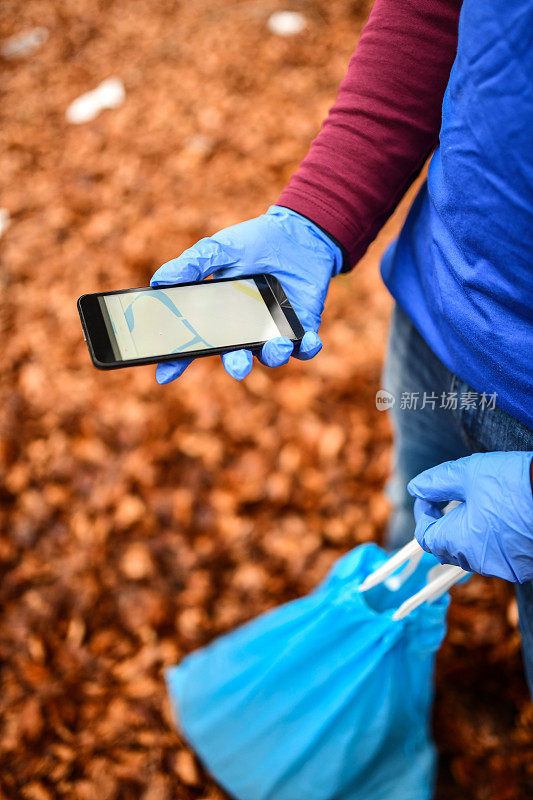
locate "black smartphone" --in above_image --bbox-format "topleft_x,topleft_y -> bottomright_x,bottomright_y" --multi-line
77,274 -> 305,370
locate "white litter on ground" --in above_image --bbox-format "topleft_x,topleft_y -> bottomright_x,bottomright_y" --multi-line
65,78 -> 125,125
1,27 -> 49,59
267,11 -> 307,37
0,209 -> 11,239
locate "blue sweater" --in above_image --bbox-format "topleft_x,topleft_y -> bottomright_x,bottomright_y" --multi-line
381,0 -> 533,430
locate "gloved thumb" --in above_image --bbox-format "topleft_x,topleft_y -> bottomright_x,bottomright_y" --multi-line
413,497 -> 443,554
151,237 -> 240,286
413,497 -> 441,525
408,458 -> 467,504
414,498 -> 471,570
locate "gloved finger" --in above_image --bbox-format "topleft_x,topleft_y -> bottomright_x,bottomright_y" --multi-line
221,349 -> 253,380
413,498 -> 441,524
414,501 -> 471,570
151,260 -> 202,287
408,458 -> 467,503
151,239 -> 240,286
293,330 -> 323,361
260,337 -> 294,368
156,359 -> 192,384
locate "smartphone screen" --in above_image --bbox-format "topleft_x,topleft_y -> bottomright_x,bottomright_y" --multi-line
78,275 -> 304,368
99,279 -> 282,360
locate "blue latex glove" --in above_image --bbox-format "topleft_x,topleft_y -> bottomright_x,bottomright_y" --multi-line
150,205 -> 342,382
408,451 -> 533,583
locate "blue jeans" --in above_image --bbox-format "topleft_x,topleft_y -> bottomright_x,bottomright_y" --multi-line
383,303 -> 533,697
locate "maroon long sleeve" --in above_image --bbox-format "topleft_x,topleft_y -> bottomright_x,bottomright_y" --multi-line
277,0 -> 461,268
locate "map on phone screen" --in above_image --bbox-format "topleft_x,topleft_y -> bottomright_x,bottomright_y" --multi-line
100,279 -> 280,360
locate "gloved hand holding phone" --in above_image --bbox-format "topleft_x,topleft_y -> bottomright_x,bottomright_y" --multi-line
150,205 -> 343,383
409,451 -> 533,583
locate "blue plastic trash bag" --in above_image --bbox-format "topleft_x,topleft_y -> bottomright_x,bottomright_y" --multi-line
166,543 -> 449,800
